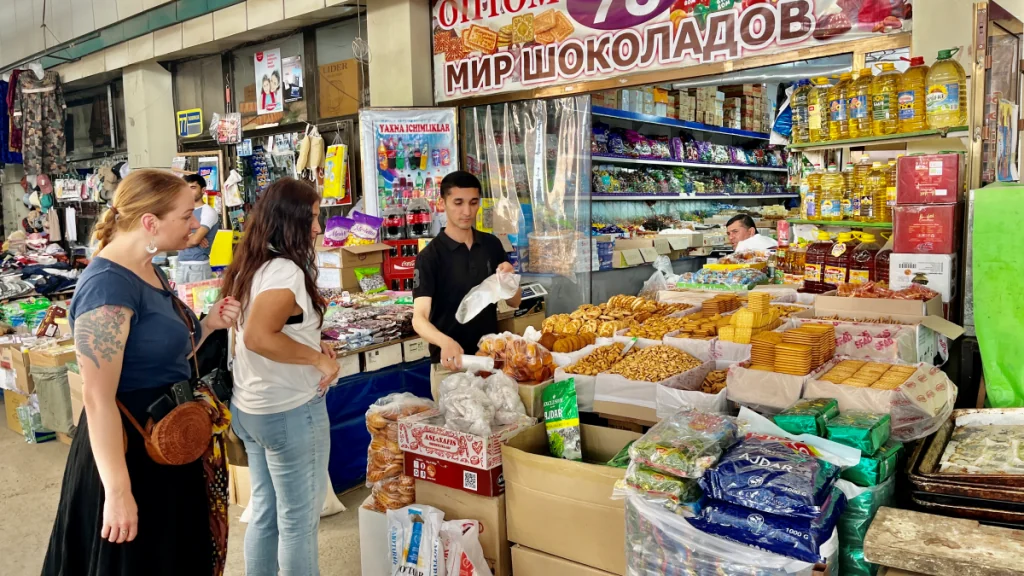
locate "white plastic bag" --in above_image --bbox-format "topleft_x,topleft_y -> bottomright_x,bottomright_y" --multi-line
737,406 -> 861,468
456,271 -> 520,324
440,520 -> 492,576
638,268 -> 669,300
388,505 -> 447,576
483,371 -> 529,425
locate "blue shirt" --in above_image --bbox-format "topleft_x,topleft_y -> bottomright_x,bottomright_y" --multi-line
178,205 -> 220,263
70,258 -> 201,392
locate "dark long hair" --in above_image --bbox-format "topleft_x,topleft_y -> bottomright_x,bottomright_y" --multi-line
222,178 -> 326,325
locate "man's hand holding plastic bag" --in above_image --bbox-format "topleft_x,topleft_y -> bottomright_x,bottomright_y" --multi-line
456,268 -> 521,324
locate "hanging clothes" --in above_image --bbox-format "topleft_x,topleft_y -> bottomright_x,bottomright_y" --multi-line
12,70 -> 67,176
0,80 -> 23,167
6,69 -> 23,153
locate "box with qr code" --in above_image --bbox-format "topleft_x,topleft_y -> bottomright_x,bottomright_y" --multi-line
404,452 -> 504,497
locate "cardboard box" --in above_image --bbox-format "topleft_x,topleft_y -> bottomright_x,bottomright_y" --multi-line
228,464 -> 251,507
896,153 -> 963,204
402,338 -> 429,362
893,203 -> 962,254
591,400 -> 658,425
405,451 -> 505,497
358,498 -> 390,576
497,310 -> 545,337
4,388 -> 28,434
889,253 -> 958,303
414,480 -> 511,576
336,353 -> 360,378
364,343 -> 402,372
68,369 -> 83,427
815,294 -> 944,318
503,424 -> 642,575
613,249 -> 643,268
517,380 -> 552,419
29,346 -> 76,368
2,345 -> 33,393
512,545 -> 616,576
399,408 -> 530,469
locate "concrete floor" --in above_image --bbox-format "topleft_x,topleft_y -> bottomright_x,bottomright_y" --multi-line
0,415 -> 367,576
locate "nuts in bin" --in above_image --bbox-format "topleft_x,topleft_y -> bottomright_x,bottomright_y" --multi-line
608,345 -> 703,382
564,343 -> 632,376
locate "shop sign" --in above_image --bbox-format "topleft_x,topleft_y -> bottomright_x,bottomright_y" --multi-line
432,0 -> 910,102
176,108 -> 203,138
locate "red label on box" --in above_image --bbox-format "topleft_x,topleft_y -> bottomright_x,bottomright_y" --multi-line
893,204 -> 961,254
896,153 -> 962,205
399,408 -> 528,469
404,452 -> 504,497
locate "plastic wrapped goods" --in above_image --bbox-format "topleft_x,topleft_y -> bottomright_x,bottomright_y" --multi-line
629,410 -> 740,479
836,477 -> 896,576
826,411 -> 891,455
841,440 -> 903,487
774,398 -> 839,437
387,504 -> 445,576
699,437 -> 840,518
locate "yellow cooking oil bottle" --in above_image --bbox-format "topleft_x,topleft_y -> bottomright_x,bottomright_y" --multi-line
791,79 -> 812,144
828,72 -> 853,140
842,162 -> 856,220
871,63 -> 901,136
848,68 -> 874,138
853,156 -> 873,220
898,56 -> 929,132
808,77 -> 833,142
926,48 -> 968,129
801,164 -> 824,219
819,164 -> 844,221
883,158 -> 899,222
863,161 -> 887,222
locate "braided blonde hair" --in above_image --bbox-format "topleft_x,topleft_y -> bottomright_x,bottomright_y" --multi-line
92,169 -> 189,252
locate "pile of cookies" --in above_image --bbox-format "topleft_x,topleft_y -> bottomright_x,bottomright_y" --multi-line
608,345 -> 703,383
702,294 -> 742,315
747,325 -> 836,376
564,343 -> 633,376
719,307 -> 785,344
819,360 -> 918,390
673,312 -> 733,340
540,332 -> 595,353
365,395 -> 432,512
750,332 -> 784,369
543,297 -> 691,338
701,370 -> 728,394
782,325 -> 836,368
627,315 -> 692,340
478,333 -> 555,382
748,292 -> 772,314
773,343 -> 814,376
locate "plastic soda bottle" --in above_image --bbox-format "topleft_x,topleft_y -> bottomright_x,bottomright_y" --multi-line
848,68 -> 874,138
898,56 -> 929,132
808,77 -> 833,142
871,63 -> 901,136
828,73 -> 853,140
926,48 -> 968,129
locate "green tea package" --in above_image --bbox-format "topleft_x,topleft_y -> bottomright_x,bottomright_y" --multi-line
774,398 -> 839,436
543,378 -> 582,461
841,440 -> 904,487
836,476 -> 896,576
827,411 -> 891,455
607,440 -> 636,468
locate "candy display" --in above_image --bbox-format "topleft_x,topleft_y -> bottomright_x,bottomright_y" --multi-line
564,343 -> 633,376
592,163 -> 790,197
774,398 -> 840,437
354,266 -> 386,294
826,412 -> 892,456
629,410 -> 739,479
700,437 -> 841,518
608,345 -> 703,383
476,332 -> 556,382
321,304 -> 413,350
842,440 -> 904,487
543,379 -> 582,461
939,425 -> 1024,475
593,124 -> 788,168
346,211 -> 385,246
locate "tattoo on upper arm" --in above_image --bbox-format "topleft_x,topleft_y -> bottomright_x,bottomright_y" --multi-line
75,306 -> 128,369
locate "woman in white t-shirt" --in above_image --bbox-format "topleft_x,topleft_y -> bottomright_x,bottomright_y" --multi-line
220,178 -> 340,576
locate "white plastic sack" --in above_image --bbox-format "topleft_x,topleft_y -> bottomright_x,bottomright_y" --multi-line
440,520 -> 492,576
388,505 -> 446,576
456,271 -> 520,324
737,406 -> 862,468
483,372 -> 530,426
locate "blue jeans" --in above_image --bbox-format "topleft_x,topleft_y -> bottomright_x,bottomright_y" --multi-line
232,395 -> 330,576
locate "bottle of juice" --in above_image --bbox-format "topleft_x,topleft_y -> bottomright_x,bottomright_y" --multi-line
828,72 -> 853,140
898,56 -> 929,132
808,77 -> 833,142
853,157 -> 872,220
804,232 -> 833,291
841,162 -> 855,220
883,158 -> 898,222
871,63 -> 901,136
825,232 -> 858,286
819,164 -> 844,221
849,232 -> 882,284
926,48 -> 968,129
848,68 -> 874,138
862,161 -> 886,222
791,80 -> 812,144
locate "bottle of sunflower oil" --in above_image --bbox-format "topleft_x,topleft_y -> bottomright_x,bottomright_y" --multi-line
808,77 -> 833,142
864,161 -> 887,222
841,162 -> 856,220
848,68 -> 874,138
898,56 -> 929,132
853,157 -> 873,220
883,158 -> 898,222
819,164 -> 844,222
926,48 -> 968,129
828,72 -> 853,140
871,63 -> 901,136
801,164 -> 823,219
791,79 -> 812,144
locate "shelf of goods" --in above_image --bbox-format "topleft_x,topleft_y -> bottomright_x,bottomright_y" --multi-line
787,126 -> 969,152
593,194 -> 799,201
593,154 -> 788,172
593,105 -> 770,140
787,219 -> 893,229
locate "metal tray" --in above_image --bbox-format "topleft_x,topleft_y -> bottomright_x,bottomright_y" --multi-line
912,408 -> 1024,488
912,493 -> 1024,526
911,490 -> 1024,514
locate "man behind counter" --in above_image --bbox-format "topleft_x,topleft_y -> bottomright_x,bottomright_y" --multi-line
726,213 -> 778,252
412,171 -> 522,396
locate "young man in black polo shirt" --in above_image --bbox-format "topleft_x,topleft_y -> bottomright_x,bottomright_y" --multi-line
412,171 -> 521,397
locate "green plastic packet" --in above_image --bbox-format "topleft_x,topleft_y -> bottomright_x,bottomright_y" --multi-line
607,440 -> 636,468
838,476 -> 896,576
543,378 -> 582,461
774,398 -> 839,436
827,411 -> 891,455
353,266 -> 385,294
841,440 -> 904,487
625,461 -> 702,506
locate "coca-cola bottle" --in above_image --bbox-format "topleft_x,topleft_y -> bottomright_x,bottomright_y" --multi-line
406,198 -> 432,239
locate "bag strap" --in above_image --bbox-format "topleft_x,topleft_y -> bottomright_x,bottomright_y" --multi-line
153,264 -> 201,380
116,398 -> 150,438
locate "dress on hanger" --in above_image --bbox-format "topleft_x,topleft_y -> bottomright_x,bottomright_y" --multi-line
6,69 -> 22,153
12,70 -> 66,176
0,80 -> 23,166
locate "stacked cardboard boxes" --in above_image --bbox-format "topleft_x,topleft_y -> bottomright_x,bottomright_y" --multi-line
721,84 -> 768,132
